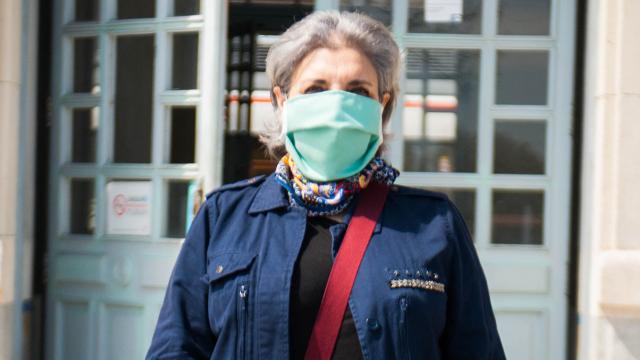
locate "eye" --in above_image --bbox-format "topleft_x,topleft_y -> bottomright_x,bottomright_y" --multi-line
303,85 -> 325,94
348,87 -> 371,97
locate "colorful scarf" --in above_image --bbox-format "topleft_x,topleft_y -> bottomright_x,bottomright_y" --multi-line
274,154 -> 399,216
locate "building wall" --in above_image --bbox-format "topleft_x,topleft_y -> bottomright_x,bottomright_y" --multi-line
579,0 -> 640,359
2,0 -> 640,358
0,0 -> 23,356
0,0 -> 38,358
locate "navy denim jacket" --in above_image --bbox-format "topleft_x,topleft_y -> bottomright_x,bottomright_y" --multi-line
146,173 -> 506,359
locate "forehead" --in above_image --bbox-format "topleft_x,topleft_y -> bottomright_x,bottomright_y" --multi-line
291,47 -> 378,83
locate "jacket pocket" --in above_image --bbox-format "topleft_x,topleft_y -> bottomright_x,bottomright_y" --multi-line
203,251 -> 257,355
203,252 -> 257,284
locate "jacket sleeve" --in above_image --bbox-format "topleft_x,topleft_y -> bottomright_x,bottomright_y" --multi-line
440,199 -> 507,359
146,197 -> 217,359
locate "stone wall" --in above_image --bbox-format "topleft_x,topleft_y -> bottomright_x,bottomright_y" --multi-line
579,0 -> 640,359
0,0 -> 38,358
0,0 -> 23,357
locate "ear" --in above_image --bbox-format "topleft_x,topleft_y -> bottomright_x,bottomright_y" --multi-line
273,86 -> 286,110
381,92 -> 391,110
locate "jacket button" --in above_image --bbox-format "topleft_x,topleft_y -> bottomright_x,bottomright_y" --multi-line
366,318 -> 380,331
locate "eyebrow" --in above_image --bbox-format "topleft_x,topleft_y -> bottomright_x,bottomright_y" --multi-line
298,79 -> 374,87
347,79 -> 373,87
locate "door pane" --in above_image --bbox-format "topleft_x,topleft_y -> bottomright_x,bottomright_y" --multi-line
70,178 -> 95,234
174,0 -> 200,16
169,107 -> 196,163
165,180 -> 199,238
340,0 -> 392,27
114,35 -> 154,163
75,0 -> 99,22
408,0 -> 482,34
404,49 -> 480,173
498,0 -> 551,35
494,120 -> 546,174
172,32 -> 199,90
491,190 -> 544,245
117,0 -> 155,19
60,301 -> 91,359
104,304 -> 145,360
73,37 -> 99,94
72,108 -> 98,163
496,50 -> 549,105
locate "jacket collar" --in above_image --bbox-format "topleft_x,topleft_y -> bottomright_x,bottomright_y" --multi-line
248,173 -> 290,214
248,173 -> 384,234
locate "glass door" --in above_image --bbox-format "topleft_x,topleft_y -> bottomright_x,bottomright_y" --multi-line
326,0 -> 576,358
46,1 -> 224,359
223,0 -> 314,182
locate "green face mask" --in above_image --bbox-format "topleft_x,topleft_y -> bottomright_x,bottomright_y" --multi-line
282,89 -> 384,182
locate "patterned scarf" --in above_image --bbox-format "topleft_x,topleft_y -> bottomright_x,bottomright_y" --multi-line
274,153 -> 400,216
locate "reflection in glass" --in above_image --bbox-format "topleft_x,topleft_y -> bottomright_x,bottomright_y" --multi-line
169,107 -> 196,163
403,49 -> 480,173
166,180 -> 200,238
70,179 -> 95,234
340,0 -> 392,27
73,38 -> 99,93
72,108 -> 98,163
494,121 -> 546,174
223,33 -> 280,183
75,0 -> 99,22
408,0 -> 482,34
172,33 -> 199,90
118,0 -> 155,19
498,0 -> 551,35
174,0 -> 200,16
114,35 -> 154,163
496,50 -> 549,105
492,190 -> 544,245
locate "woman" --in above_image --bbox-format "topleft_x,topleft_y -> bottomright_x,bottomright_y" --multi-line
147,11 -> 505,360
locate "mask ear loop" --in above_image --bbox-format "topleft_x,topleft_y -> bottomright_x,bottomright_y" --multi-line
377,101 -> 385,145
378,92 -> 389,145
280,91 -> 289,139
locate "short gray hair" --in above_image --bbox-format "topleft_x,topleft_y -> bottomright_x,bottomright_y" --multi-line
262,10 -> 402,159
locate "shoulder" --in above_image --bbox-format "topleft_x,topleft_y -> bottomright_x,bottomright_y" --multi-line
389,184 -> 450,202
391,185 -> 472,241
386,184 -> 463,234
388,184 -> 453,211
201,174 -> 269,215
205,174 -> 267,200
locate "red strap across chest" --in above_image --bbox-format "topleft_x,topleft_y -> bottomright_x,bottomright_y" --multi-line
304,182 -> 390,360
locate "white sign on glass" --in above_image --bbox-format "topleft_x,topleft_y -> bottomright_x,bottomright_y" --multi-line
106,181 -> 152,235
425,0 -> 463,23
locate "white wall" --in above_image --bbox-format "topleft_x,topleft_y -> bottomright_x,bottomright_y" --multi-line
0,0 -> 38,358
0,0 -> 23,357
579,0 -> 640,359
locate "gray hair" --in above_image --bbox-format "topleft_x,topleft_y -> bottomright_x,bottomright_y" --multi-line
262,10 -> 402,159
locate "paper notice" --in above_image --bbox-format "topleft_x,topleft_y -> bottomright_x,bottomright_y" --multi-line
106,181 -> 152,235
425,0 -> 463,23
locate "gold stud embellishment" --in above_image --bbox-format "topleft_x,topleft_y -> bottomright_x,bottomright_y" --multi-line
389,279 -> 445,293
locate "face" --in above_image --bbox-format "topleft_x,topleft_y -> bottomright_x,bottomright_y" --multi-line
273,46 -> 390,110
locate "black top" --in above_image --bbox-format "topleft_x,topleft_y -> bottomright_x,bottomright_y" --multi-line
290,216 -> 364,360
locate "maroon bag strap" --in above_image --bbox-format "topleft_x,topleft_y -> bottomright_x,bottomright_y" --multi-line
304,182 -> 390,360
